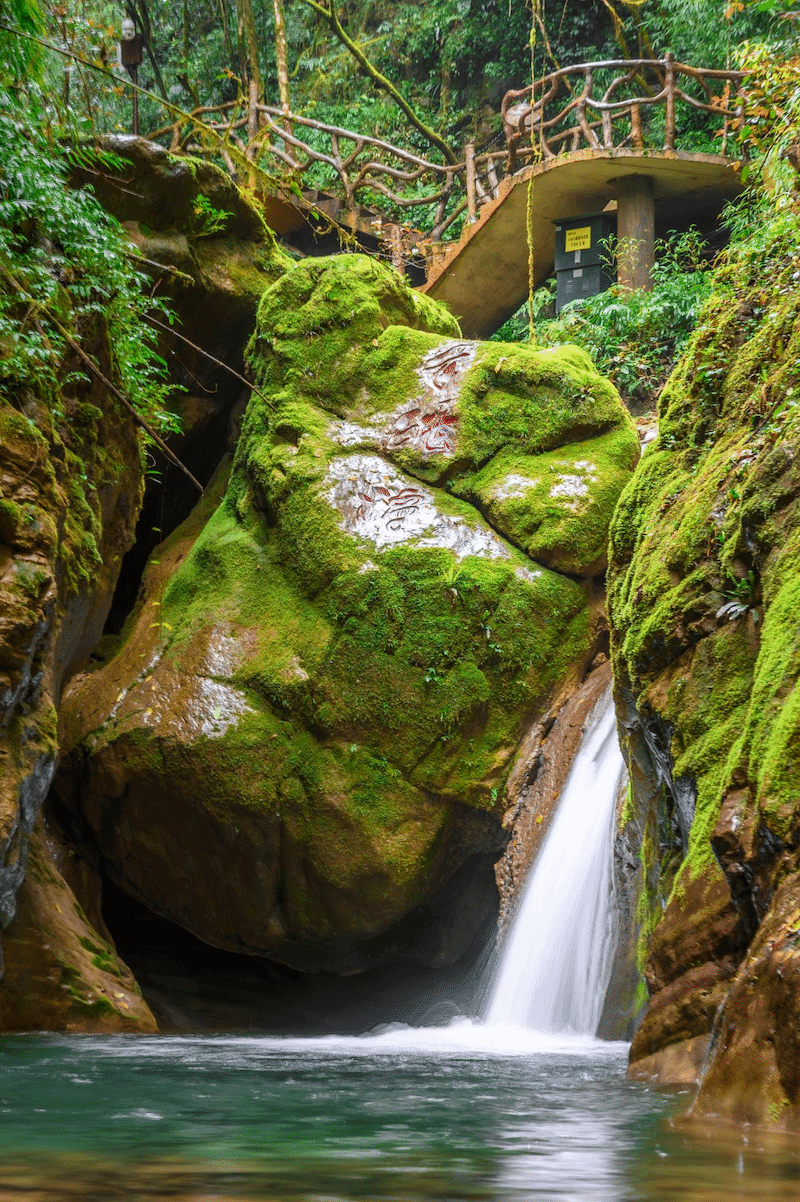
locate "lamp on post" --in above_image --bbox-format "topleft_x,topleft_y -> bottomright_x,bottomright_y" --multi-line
118,16 -> 144,135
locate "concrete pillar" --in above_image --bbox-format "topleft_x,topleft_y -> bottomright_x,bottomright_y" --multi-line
616,175 -> 654,292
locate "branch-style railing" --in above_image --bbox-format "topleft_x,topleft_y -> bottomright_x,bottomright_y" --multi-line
149,88 -> 505,242
148,57 -> 747,246
502,55 -> 747,172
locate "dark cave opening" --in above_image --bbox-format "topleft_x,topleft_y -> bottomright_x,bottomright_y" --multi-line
98,868 -> 498,1035
103,384 -> 244,636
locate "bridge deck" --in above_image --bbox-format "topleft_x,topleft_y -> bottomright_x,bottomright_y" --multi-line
422,148 -> 742,339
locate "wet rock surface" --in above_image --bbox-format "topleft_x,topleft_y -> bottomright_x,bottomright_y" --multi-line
0,316 -> 143,990
1,142 -> 289,1029
607,246 -> 800,1126
0,820 -> 156,1032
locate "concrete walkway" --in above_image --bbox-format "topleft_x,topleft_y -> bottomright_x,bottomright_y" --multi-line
422,147 -> 743,338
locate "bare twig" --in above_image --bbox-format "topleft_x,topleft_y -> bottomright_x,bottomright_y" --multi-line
125,251 -> 195,284
142,313 -> 276,411
47,318 -> 204,493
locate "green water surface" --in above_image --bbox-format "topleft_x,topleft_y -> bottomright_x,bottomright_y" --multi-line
1,1024 -> 799,1201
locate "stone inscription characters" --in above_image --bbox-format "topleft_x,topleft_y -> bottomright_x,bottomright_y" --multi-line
387,342 -> 475,457
356,483 -> 425,530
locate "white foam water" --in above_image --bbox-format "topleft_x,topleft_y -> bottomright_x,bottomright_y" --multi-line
484,686 -> 626,1036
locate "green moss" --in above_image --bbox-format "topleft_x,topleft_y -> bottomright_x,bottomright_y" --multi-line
58,961 -> 119,1016
245,254 -> 459,425
0,497 -> 21,542
743,541 -> 800,837
76,253 -> 637,953
161,263 -> 623,812
608,205 -> 800,992
77,934 -> 122,977
457,342 -> 627,466
12,561 -> 50,599
453,424 -> 638,575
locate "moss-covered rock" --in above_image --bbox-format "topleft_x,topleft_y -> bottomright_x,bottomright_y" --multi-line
0,131 -> 284,1024
71,136 -> 292,462
0,299 -> 143,969
608,213 -> 800,1124
58,254 -> 637,975
0,820 -> 156,1032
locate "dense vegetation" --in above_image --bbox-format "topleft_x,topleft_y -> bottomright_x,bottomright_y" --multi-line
0,0 -> 796,419
491,1 -> 800,409
0,0 -> 781,151
0,0 -> 180,450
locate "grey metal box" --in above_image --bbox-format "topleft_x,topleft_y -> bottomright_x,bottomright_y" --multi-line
556,262 -> 615,310
554,213 -> 615,312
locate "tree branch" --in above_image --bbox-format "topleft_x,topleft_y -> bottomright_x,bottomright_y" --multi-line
56,323 -> 204,492
143,313 -> 276,411
296,0 -> 458,165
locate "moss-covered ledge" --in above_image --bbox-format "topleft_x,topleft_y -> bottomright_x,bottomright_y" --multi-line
608,215 -> 800,1126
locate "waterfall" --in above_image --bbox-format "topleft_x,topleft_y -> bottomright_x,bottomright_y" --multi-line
484,686 -> 626,1036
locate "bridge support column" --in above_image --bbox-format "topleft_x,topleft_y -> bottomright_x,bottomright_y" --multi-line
616,175 -> 654,292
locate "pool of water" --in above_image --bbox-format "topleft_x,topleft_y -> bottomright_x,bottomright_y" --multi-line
1,1022 -> 799,1201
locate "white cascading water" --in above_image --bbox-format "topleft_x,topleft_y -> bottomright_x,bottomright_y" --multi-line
484,686 -> 626,1036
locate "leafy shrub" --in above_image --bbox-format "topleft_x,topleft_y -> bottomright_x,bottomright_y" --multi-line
493,228 -> 715,410
0,89 -> 177,436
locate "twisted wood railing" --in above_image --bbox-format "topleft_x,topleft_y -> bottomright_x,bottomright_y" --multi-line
502,55 -> 746,171
148,57 -> 747,245
149,88 -> 504,241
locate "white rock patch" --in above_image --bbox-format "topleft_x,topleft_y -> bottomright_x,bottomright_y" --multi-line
549,460 -> 598,512
325,453 -> 512,561
493,473 -> 541,501
330,340 -> 477,462
141,677 -> 253,741
203,628 -> 249,677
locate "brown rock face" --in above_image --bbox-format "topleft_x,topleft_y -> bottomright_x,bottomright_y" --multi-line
607,208 -> 800,1124
688,879 -> 800,1128
628,870 -> 747,1085
2,139 -> 288,1028
0,821 -> 156,1032
0,329 -> 143,970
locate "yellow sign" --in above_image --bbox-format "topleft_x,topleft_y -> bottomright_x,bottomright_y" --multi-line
565,226 -> 592,252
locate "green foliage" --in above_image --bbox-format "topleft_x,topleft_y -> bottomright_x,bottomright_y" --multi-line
0,0 -> 46,85
189,193 -> 234,238
2,0 -> 783,187
717,569 -> 761,623
494,229 -> 714,409
0,90 -> 177,437
732,36 -> 800,180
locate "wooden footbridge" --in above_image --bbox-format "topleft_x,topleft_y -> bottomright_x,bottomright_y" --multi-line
151,56 -> 747,337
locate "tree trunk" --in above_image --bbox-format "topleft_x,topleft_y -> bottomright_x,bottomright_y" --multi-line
272,0 -> 291,130
237,0 -> 263,97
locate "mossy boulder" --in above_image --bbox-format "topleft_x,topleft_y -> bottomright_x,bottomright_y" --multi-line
70,136 -> 292,454
608,224 -> 800,1124
0,134 -> 292,1029
59,255 -> 637,974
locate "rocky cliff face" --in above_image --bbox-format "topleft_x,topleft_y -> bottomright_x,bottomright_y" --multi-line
0,299 -> 146,1019
57,253 -> 638,979
0,139 -> 288,1031
608,217 -> 800,1127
